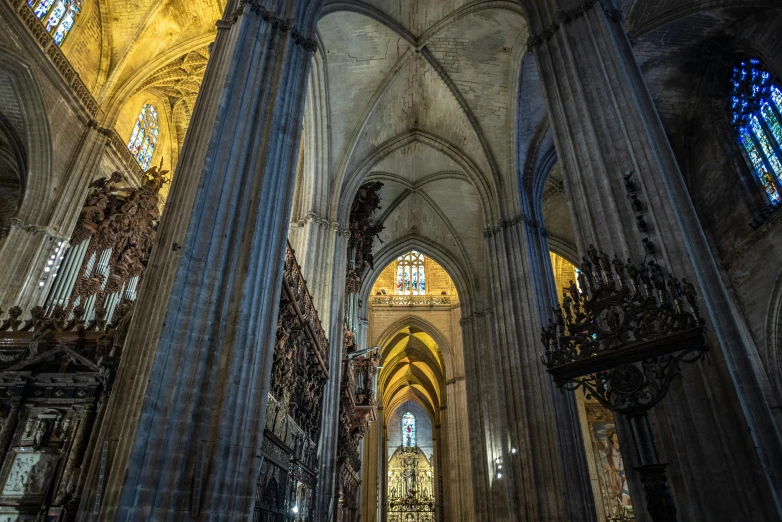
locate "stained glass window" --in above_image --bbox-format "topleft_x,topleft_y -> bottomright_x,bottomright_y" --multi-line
730,58 -> 782,205
127,104 -> 160,171
395,251 -> 425,295
402,412 -> 416,447
28,0 -> 80,45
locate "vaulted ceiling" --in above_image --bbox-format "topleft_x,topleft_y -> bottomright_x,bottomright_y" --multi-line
315,1 -> 528,289
378,326 -> 445,420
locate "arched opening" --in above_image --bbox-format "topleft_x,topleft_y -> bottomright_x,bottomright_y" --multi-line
360,250 -> 472,522
0,116 -> 25,238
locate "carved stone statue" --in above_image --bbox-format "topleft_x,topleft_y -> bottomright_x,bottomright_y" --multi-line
587,244 -> 600,266
682,278 -> 698,309
22,418 -> 35,440
553,305 -> 565,328
600,251 -> 612,274
562,294 -> 573,323
568,280 -> 580,303
33,419 -> 49,448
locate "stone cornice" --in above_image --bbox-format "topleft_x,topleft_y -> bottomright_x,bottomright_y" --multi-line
526,0 -> 622,52
483,212 -> 549,239
9,218 -> 69,241
293,211 -> 351,237
217,0 -> 318,52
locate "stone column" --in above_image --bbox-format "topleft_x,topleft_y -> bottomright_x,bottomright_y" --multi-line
0,123 -> 107,311
287,208 -> 352,521
482,217 -> 594,522
460,307 -> 512,520
443,376 -> 475,522
359,420 -> 379,522
527,0 -> 782,518
75,0 -> 321,519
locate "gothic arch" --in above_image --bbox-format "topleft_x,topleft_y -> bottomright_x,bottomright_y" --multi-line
0,50 -> 52,226
374,314 -> 454,382
337,130 -> 497,226
101,33 -> 216,123
358,234 -> 479,317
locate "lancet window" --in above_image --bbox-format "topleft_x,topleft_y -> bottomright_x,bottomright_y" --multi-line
28,0 -> 80,45
396,251 -> 426,295
730,58 -> 782,205
127,104 -> 160,171
402,412 -> 416,447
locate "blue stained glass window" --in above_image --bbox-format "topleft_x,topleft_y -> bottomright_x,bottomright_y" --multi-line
127,104 -> 160,171
33,0 -> 54,19
730,59 -> 782,205
45,1 -> 66,31
402,412 -> 416,447
739,128 -> 781,204
28,0 -> 79,45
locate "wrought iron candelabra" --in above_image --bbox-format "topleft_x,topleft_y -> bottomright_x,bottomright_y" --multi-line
541,243 -> 709,522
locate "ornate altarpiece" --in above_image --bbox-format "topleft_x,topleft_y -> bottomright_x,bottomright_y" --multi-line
0,303 -> 132,522
387,446 -> 435,522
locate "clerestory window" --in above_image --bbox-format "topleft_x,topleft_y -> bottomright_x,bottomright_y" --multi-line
729,58 -> 782,206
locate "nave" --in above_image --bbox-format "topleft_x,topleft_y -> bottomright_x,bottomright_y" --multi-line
0,0 -> 780,521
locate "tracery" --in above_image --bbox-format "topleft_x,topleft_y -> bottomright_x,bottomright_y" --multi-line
28,0 -> 80,45
396,251 -> 426,295
402,412 -> 416,447
127,104 -> 160,171
730,58 -> 782,205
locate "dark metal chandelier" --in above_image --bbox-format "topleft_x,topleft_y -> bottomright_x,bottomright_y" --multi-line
541,243 -> 709,522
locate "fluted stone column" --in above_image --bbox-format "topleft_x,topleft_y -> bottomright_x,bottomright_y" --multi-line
289,216 -> 350,520
443,376 -> 475,522
359,419 -> 380,522
481,216 -> 594,522
460,307 -> 512,520
0,123 -> 108,311
76,1 -> 321,519
526,0 -> 782,518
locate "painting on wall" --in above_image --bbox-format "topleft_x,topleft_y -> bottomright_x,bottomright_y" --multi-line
585,403 -> 635,521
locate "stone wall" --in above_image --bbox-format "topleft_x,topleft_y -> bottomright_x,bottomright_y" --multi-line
632,6 -> 782,399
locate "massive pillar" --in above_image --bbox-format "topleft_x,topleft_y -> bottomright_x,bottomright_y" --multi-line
481,215 -> 595,522
76,0 -> 321,519
526,0 -> 782,518
0,123 -> 107,311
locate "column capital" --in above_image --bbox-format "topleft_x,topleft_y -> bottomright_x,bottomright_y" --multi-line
483,212 -> 548,239
293,211 -> 350,237
216,0 -> 318,52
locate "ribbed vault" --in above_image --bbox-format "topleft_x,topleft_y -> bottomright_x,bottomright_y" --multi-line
301,1 -> 528,292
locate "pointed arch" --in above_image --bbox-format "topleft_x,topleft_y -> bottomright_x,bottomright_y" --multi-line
0,50 -> 52,226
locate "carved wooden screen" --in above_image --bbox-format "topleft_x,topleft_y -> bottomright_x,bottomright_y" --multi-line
254,245 -> 328,522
